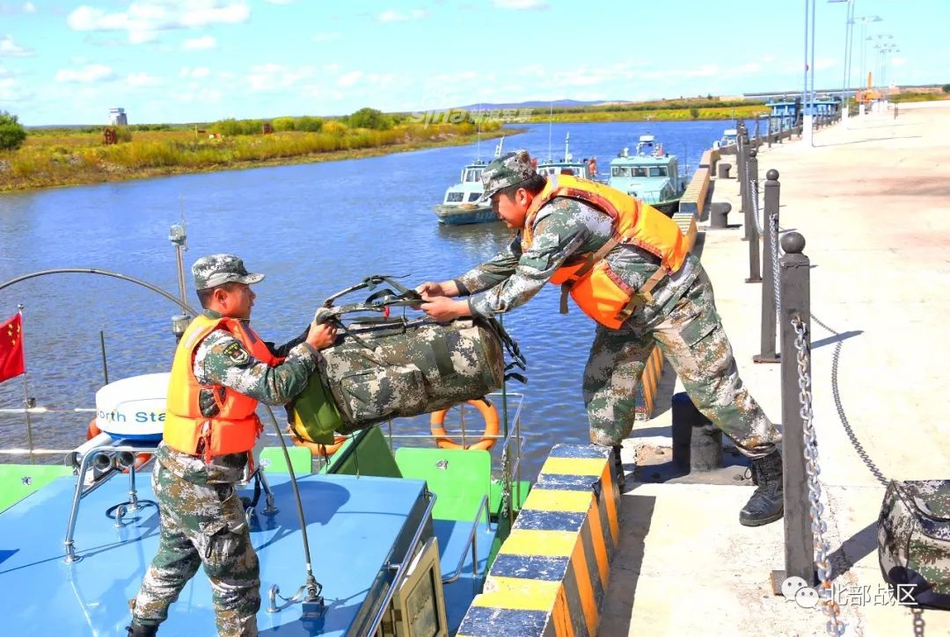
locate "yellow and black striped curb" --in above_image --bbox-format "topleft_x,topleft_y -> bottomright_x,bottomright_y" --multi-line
457,444 -> 621,637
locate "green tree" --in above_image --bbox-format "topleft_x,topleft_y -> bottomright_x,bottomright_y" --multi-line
942,84 -> 950,94
347,107 -> 392,130
0,111 -> 27,151
689,107 -> 700,120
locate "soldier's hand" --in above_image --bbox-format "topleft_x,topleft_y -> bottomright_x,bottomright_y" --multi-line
306,322 -> 338,350
421,297 -> 469,323
415,281 -> 444,300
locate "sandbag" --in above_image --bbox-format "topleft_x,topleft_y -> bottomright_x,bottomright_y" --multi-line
289,276 -> 525,443
878,479 -> 950,609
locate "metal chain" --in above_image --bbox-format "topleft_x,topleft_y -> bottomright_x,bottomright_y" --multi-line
792,317 -> 846,637
811,315 -> 888,487
769,209 -> 781,321
913,606 -> 925,637
751,179 -> 765,235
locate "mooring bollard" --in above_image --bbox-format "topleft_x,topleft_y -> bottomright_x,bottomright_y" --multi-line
671,393 -> 722,473
710,202 -> 731,228
755,169 -> 781,363
777,231 -> 815,585
717,163 -> 732,179
745,149 -> 761,283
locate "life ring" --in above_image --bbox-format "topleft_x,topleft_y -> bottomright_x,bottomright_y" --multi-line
588,157 -> 597,175
87,418 -> 153,472
429,398 -> 499,451
288,426 -> 347,456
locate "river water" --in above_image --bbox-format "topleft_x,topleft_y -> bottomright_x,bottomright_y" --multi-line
0,120 -> 729,479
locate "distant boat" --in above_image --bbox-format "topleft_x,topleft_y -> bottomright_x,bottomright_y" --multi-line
534,132 -> 600,181
432,137 -> 504,226
607,133 -> 686,215
712,127 -> 738,150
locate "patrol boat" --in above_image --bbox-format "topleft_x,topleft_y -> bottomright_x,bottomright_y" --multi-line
433,137 -> 504,226
534,132 -> 600,181
0,233 -> 534,637
607,133 -> 686,215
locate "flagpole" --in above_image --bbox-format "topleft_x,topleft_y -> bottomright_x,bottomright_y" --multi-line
17,304 -> 35,465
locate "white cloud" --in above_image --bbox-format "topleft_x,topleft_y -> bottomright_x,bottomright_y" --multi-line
180,66 -> 211,78
312,32 -> 342,43
337,70 -> 363,87
175,87 -> 224,104
376,8 -> 428,22
182,35 -> 217,50
0,35 -> 34,57
127,72 -> 162,87
323,62 -> 340,72
67,1 -> 250,45
55,64 -> 115,83
22,2 -> 36,13
265,0 -> 295,4
0,76 -> 32,101
493,0 -> 549,9
245,63 -> 315,91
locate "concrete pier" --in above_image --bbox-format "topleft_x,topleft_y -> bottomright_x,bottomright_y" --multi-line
604,102 -> 950,636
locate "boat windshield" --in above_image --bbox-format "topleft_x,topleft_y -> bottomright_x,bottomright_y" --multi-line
467,192 -> 481,202
446,192 -> 464,203
649,166 -> 668,177
463,168 -> 483,183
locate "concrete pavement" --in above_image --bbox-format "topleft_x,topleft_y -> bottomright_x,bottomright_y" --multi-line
601,102 -> 950,637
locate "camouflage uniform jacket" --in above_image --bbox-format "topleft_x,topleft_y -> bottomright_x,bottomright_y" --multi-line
456,197 -> 700,330
158,311 -> 318,484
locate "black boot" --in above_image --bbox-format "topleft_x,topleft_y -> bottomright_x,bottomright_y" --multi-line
612,445 -> 626,490
739,450 -> 784,527
126,622 -> 158,637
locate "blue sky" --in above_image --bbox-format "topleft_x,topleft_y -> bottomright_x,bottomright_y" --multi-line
1,0 -> 946,126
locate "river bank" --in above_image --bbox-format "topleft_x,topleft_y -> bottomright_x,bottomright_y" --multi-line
0,125 -> 509,194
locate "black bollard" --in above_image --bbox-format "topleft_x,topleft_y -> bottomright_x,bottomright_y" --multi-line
745,149 -> 761,283
717,163 -> 732,179
755,169 -> 781,363
710,202 -> 731,228
671,393 -> 722,473
778,232 -> 815,586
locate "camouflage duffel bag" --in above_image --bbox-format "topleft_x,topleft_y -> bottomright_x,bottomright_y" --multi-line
289,276 -> 525,443
878,479 -> 950,609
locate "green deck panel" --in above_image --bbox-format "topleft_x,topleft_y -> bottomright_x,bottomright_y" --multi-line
259,446 -> 312,475
395,447 -> 492,522
0,463 -> 73,512
489,478 -> 531,516
323,427 -> 402,478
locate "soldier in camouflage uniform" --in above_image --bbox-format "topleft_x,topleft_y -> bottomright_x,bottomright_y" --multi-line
418,151 -> 784,527
128,255 -> 337,636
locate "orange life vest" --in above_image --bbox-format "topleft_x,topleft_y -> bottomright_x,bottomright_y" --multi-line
164,314 -> 282,462
521,174 -> 690,329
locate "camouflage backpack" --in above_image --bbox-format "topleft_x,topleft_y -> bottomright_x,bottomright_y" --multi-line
878,479 -> 950,609
289,276 -> 526,443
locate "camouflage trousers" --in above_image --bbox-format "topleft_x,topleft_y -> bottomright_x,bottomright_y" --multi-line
583,267 -> 780,458
130,460 -> 260,636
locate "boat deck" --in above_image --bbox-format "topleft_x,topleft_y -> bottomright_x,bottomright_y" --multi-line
0,468 -> 493,636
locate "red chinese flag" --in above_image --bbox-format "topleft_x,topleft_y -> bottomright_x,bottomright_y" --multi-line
0,313 -> 25,383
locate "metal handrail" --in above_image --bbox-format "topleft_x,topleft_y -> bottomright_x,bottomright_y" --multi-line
442,495 -> 491,585
364,490 -> 438,636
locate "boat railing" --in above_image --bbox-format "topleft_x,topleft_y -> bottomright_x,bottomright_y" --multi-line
441,494 -> 490,585
362,488 -> 438,637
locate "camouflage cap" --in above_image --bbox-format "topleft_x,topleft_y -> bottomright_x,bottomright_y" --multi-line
476,149 -> 536,204
192,254 -> 265,290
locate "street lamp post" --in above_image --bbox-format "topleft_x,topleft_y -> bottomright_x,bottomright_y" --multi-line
828,0 -> 854,120
858,16 -> 883,90
803,0 -> 817,146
